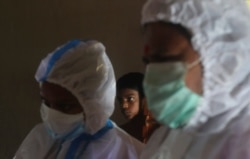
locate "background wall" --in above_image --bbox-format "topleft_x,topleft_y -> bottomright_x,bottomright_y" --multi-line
0,1 -> 145,158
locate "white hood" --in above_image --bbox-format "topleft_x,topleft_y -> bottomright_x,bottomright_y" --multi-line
142,0 -> 250,133
35,40 -> 116,135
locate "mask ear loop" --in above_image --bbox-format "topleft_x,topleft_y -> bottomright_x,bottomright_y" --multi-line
187,58 -> 202,69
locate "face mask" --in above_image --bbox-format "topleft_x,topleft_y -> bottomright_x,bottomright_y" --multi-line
40,103 -> 84,139
143,61 -> 201,128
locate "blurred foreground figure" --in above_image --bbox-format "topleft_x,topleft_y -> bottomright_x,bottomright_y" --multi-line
140,0 -> 250,158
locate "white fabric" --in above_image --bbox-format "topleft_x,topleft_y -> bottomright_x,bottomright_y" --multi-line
142,0 -> 250,133
40,103 -> 84,138
141,106 -> 250,159
35,40 -> 115,135
15,40 -> 144,159
141,0 -> 250,158
14,122 -> 144,159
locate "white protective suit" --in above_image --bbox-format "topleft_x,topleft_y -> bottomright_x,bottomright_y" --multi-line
14,40 -> 144,159
141,0 -> 250,159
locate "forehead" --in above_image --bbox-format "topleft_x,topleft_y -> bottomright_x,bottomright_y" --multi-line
40,82 -> 77,101
117,88 -> 139,97
144,22 -> 180,39
144,22 -> 189,48
143,22 -> 192,63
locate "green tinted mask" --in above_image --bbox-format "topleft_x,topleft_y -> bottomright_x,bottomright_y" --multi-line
143,62 -> 201,128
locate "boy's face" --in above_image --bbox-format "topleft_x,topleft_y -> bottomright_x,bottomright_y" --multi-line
40,82 -> 83,114
117,88 -> 140,119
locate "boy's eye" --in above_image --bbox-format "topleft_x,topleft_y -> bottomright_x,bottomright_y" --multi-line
127,97 -> 135,102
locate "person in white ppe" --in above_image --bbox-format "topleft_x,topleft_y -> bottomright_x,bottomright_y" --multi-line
14,39 -> 144,159
140,0 -> 250,158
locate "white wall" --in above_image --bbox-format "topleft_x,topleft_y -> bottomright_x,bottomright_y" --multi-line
0,1 -> 145,158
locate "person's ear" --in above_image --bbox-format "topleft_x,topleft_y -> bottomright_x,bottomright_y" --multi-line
141,97 -> 150,115
141,97 -> 147,109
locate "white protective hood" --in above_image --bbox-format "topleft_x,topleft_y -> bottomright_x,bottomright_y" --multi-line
35,40 -> 115,135
142,0 -> 250,133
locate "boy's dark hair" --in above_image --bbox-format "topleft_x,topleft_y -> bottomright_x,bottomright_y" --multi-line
116,72 -> 145,98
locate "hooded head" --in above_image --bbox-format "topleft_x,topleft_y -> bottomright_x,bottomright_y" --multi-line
35,40 -> 115,134
141,0 -> 250,133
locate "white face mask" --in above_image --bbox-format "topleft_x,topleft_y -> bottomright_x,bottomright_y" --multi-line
40,103 -> 84,139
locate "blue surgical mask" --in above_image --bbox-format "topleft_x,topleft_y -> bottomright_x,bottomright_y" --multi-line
143,62 -> 201,128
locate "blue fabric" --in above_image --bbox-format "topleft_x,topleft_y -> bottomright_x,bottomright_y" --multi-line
46,124 -> 84,140
40,39 -> 81,81
65,119 -> 114,159
48,125 -> 85,158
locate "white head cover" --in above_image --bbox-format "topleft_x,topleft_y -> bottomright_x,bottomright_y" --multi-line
142,0 -> 250,133
35,40 -> 115,135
